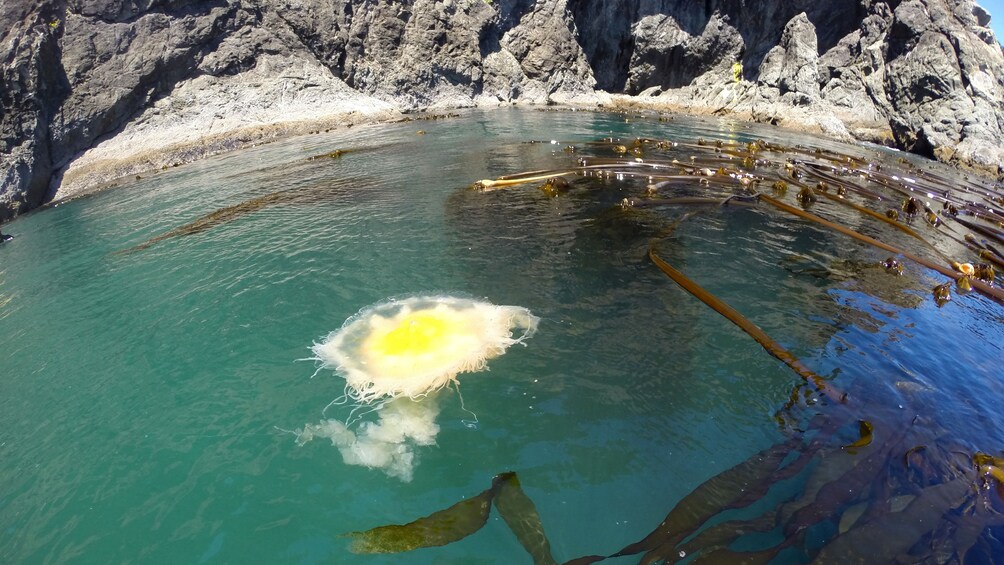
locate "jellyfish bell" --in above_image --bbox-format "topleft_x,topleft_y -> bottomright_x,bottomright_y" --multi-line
298,295 -> 539,481
313,295 -> 539,404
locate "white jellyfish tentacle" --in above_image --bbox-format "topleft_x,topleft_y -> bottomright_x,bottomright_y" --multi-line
320,387 -> 352,418
452,381 -> 480,429
344,397 -> 385,428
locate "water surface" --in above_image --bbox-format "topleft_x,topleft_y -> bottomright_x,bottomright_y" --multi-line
1,108 -> 1002,564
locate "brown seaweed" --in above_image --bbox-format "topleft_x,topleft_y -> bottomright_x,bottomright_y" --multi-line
305,141 -> 404,161
346,484 -> 495,553
115,192 -> 286,254
347,132 -> 1004,564
345,472 -> 556,563
494,473 -> 558,565
114,182 -> 353,254
648,240 -> 845,403
809,477 -> 970,564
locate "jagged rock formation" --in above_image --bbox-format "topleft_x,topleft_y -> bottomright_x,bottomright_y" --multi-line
2,0 -> 1002,221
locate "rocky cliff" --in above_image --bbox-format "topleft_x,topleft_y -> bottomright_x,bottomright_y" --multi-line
2,0 -> 1002,221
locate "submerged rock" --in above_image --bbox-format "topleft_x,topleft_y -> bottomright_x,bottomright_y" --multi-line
2,0 -> 1003,221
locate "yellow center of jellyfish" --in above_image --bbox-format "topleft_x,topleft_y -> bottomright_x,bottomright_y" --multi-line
367,310 -> 464,360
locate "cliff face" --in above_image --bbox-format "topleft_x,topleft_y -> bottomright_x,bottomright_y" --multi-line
1,0 -> 1002,220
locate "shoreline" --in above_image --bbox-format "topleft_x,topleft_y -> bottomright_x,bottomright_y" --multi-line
51,93 -> 999,206
53,108 -> 404,203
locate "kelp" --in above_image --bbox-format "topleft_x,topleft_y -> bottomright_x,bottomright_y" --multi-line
757,194 -> 1004,302
305,141 -> 405,161
117,143 -> 394,254
345,130 -> 1004,563
809,477 -> 971,564
841,420 -> 873,453
346,472 -> 556,564
344,415 -> 1003,563
346,429 -> 1003,563
115,191 -> 287,254
346,484 -> 495,553
114,180 -> 358,254
648,241 -> 844,404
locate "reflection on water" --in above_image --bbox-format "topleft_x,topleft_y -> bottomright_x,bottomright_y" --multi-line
0,108 -> 1001,564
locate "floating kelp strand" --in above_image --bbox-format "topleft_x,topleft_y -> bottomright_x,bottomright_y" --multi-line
648,242 -> 846,403
672,513 -> 781,564
810,185 -> 937,249
954,215 -> 1004,248
801,164 -> 885,201
759,194 -> 1004,302
963,231 -> 1003,262
304,141 -> 407,161
574,157 -> 683,169
784,144 -> 869,169
796,181 -> 969,270
475,172 -> 577,191
979,240 -> 1004,263
477,165 -> 747,191
622,196 -> 759,209
869,171 -> 1004,224
496,167 -> 573,180
978,249 -> 1004,272
477,163 -> 685,190
944,201 -> 1004,226
113,187 -> 295,253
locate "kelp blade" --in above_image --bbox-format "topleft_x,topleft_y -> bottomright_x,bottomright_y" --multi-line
493,472 -> 558,565
344,471 -> 555,560
346,486 -> 495,553
809,477 -> 970,563
612,440 -> 796,559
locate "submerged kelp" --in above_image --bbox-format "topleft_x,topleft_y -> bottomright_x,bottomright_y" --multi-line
114,177 -> 367,254
114,144 -> 396,254
347,119 -> 1004,563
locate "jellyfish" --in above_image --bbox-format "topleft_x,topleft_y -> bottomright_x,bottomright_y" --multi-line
296,397 -> 442,482
296,295 -> 539,480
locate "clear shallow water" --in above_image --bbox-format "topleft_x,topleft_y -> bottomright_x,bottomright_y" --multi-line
1,108 -> 1002,564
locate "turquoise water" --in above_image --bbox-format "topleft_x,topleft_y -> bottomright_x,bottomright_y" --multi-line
1,109 -> 1002,563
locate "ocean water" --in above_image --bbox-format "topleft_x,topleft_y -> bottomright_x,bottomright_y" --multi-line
1,108 -> 1002,564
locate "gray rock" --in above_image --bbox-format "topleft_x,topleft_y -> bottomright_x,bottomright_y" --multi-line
4,0 -> 1004,221
883,0 -> 1004,170
624,14 -> 692,94
776,13 -> 820,100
